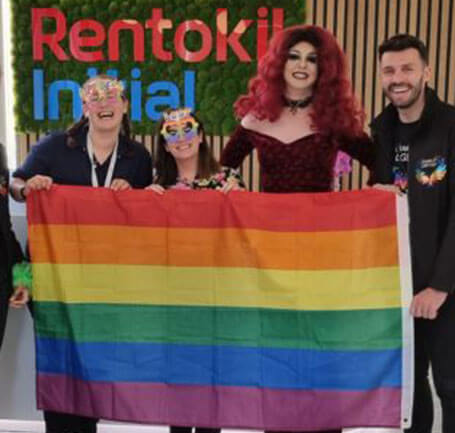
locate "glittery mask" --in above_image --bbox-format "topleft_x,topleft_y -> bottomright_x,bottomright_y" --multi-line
80,78 -> 124,108
161,108 -> 199,144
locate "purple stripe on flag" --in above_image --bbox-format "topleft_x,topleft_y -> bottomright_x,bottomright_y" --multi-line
37,374 -> 401,430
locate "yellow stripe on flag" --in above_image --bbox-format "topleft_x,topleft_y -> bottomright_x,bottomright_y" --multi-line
33,263 -> 401,310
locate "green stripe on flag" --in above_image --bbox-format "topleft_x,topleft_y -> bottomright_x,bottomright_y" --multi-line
35,302 -> 402,350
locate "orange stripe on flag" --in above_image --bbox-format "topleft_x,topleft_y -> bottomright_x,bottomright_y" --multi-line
30,225 -> 398,270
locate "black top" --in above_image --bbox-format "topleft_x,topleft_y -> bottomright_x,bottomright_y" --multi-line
0,238 -> 7,281
0,167 -> 23,293
392,120 -> 420,192
13,129 -> 153,188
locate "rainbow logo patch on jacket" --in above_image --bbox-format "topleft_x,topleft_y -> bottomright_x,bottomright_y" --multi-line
415,156 -> 447,186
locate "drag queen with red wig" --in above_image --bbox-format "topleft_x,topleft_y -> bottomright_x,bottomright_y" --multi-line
221,25 -> 373,433
221,25 -> 373,194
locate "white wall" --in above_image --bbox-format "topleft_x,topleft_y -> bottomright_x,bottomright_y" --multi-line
0,0 -> 6,145
0,0 -> 17,168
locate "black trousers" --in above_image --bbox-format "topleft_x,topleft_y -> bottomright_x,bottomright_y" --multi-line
0,278 -> 8,350
44,411 -> 98,433
170,427 -> 220,433
406,294 -> 455,433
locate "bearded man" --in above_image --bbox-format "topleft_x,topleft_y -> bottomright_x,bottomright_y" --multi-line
370,34 -> 455,433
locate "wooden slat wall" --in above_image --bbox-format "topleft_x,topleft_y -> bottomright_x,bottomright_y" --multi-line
16,1 -> 455,191
306,0 -> 455,190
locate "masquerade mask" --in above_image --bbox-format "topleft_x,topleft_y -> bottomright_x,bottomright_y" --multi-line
80,78 -> 124,108
161,108 -> 199,144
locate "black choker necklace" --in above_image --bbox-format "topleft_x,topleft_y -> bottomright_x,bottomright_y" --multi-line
283,96 -> 313,114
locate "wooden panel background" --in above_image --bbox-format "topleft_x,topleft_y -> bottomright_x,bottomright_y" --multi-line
17,0 -> 455,191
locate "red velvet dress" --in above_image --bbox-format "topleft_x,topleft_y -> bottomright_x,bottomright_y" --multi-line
220,125 -> 374,193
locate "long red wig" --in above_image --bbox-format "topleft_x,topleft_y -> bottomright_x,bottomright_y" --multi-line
234,25 -> 365,139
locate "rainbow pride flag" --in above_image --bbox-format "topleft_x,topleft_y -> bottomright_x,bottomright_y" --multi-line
28,186 -> 413,431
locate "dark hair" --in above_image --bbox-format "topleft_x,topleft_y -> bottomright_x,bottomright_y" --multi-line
0,142 -> 7,173
235,25 -> 366,139
66,75 -> 131,147
379,34 -> 428,63
155,112 -> 220,187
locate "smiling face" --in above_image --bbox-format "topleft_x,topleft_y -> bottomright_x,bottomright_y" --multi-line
380,48 -> 430,110
283,41 -> 318,99
161,109 -> 202,162
81,78 -> 127,132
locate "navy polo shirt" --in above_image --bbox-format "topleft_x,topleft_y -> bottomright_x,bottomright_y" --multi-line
13,130 -> 153,188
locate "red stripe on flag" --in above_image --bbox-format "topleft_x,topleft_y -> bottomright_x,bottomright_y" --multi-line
27,185 -> 396,232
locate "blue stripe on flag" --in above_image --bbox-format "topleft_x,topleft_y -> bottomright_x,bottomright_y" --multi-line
36,338 -> 401,390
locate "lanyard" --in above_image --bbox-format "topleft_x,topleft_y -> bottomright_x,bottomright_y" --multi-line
86,134 -> 119,187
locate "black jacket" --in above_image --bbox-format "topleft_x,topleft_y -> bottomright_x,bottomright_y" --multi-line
370,88 -> 455,294
0,169 -> 24,295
